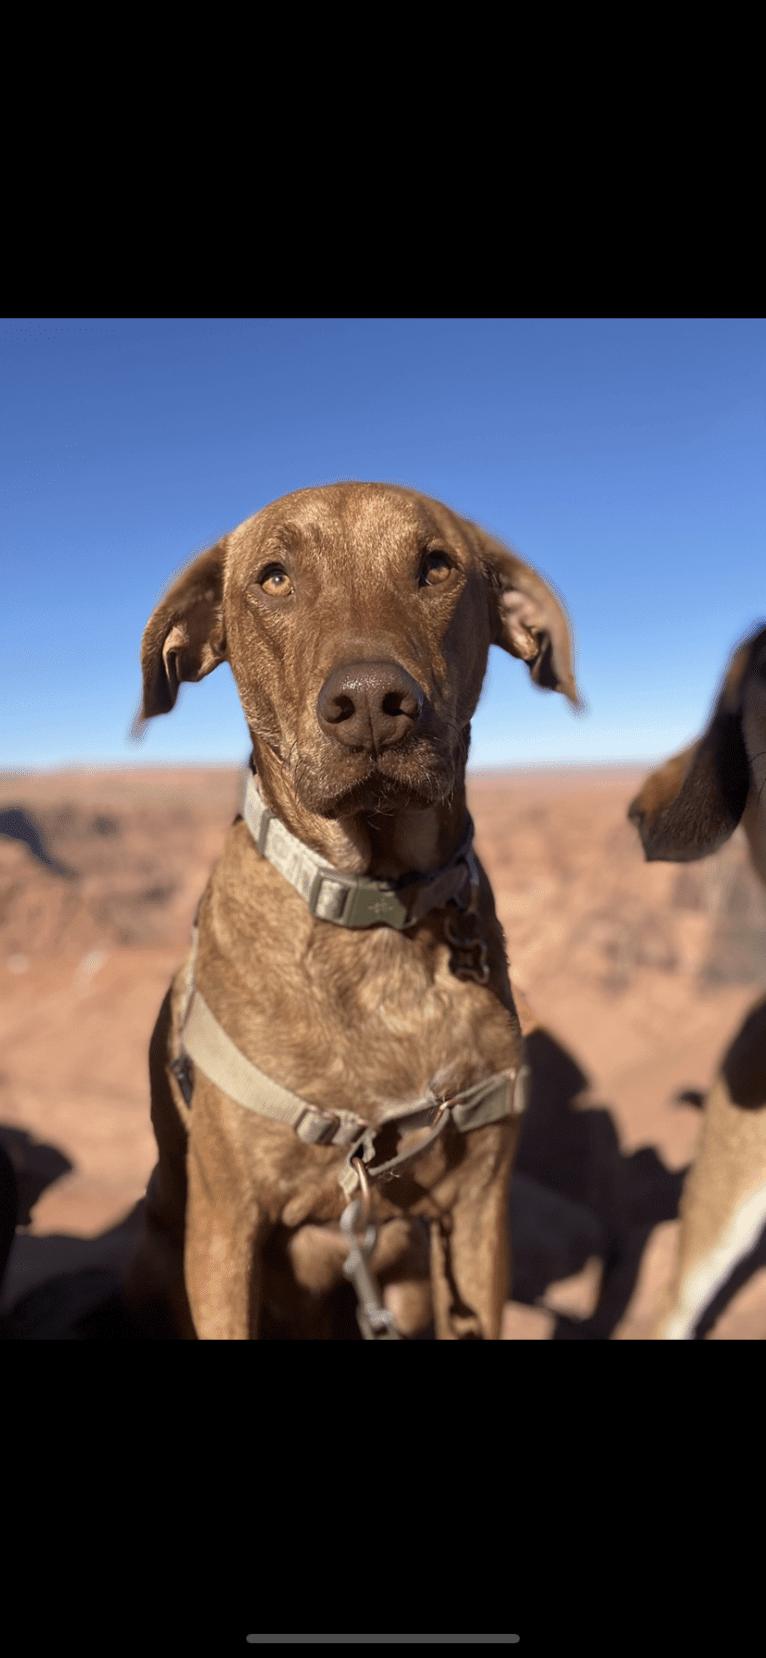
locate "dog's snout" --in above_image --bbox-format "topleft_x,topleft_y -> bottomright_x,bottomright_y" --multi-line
316,660 -> 424,753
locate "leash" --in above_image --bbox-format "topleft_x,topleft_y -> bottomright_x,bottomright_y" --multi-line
340,1159 -> 401,1340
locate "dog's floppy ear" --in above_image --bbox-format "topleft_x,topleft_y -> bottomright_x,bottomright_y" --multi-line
469,523 -> 582,709
627,635 -> 754,862
131,541 -> 228,733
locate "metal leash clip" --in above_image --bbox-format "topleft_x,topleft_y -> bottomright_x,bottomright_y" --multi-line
340,1157 -> 402,1340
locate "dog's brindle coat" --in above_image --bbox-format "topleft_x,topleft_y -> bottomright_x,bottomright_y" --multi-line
124,483 -> 580,1339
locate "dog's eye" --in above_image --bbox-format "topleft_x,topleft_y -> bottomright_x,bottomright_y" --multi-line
260,566 -> 294,598
420,552 -> 452,587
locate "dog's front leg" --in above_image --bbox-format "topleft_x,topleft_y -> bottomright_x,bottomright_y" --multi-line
429,1122 -> 518,1340
652,1040 -> 766,1339
123,987 -> 196,1339
184,1079 -> 267,1340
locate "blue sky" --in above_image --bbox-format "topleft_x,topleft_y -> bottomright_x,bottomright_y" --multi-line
2,317 -> 764,773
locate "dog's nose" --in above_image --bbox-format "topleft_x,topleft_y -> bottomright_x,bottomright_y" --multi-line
317,660 -> 424,752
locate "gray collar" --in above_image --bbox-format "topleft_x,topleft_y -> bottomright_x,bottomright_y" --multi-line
242,771 -> 476,930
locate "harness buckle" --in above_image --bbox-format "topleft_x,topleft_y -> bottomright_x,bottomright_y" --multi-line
292,1105 -> 342,1145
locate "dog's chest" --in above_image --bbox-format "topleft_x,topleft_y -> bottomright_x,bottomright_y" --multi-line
192,833 -> 520,1119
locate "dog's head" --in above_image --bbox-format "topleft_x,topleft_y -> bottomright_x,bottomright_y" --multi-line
628,624 -> 766,865
134,483 -> 581,816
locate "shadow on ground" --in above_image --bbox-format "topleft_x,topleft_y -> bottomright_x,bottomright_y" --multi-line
0,807 -> 75,877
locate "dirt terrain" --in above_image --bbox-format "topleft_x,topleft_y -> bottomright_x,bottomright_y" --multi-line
2,761 -> 766,1339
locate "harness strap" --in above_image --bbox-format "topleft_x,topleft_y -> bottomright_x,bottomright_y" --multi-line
335,1067 -> 524,1200
182,990 -> 366,1147
180,988 -> 528,1201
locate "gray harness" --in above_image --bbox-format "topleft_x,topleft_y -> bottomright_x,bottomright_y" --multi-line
173,771 -> 528,1338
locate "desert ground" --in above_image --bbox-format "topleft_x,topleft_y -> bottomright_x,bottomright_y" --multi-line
2,761 -> 766,1339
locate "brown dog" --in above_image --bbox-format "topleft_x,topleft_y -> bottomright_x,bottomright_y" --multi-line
629,624 -> 766,1338
124,483 -> 581,1339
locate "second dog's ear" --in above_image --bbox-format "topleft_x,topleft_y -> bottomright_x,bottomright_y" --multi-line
132,541 -> 228,733
628,635 -> 753,862
470,523 -> 582,709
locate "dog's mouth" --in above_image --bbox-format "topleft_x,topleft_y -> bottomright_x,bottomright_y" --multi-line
318,775 -> 435,817
292,738 -> 461,819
